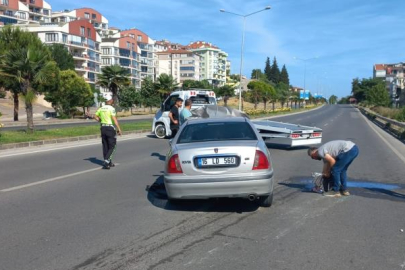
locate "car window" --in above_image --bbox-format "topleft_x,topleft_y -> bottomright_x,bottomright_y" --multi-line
190,95 -> 209,105
164,95 -> 179,111
177,122 -> 257,144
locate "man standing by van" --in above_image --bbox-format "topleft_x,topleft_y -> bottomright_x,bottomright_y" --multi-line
180,99 -> 192,125
169,97 -> 183,138
94,94 -> 122,170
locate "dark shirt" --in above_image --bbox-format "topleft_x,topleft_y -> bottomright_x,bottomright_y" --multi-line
170,106 -> 179,128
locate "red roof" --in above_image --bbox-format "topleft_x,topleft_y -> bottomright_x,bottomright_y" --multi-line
374,64 -> 386,71
187,41 -> 219,49
157,49 -> 193,55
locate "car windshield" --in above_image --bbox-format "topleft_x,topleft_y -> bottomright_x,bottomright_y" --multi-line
177,121 -> 257,144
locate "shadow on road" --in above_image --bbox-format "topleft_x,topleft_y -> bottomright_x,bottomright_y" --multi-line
84,157 -> 104,166
151,152 -> 166,161
146,175 -> 259,213
279,176 -> 405,203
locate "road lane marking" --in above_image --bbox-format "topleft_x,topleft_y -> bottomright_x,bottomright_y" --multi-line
359,110 -> 405,165
0,134 -> 148,159
0,167 -> 103,192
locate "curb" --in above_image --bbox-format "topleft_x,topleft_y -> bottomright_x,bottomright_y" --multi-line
0,129 -> 150,151
253,104 -> 325,121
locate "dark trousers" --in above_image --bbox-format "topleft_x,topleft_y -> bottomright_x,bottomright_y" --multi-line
101,126 -> 117,162
331,145 -> 359,192
170,125 -> 179,138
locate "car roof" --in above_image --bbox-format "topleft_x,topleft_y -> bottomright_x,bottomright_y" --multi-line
185,117 -> 248,125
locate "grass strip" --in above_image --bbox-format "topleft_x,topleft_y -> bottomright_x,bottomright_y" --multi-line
0,121 -> 152,144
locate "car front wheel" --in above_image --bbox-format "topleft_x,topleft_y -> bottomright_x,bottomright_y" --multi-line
155,123 -> 166,139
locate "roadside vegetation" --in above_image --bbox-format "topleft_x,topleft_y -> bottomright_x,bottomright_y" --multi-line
0,121 -> 151,144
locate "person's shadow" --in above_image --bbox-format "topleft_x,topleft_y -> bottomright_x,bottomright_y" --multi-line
151,153 -> 166,161
84,157 -> 104,166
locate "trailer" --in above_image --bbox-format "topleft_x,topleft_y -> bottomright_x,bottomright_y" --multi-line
153,105 -> 323,147
252,120 -> 323,147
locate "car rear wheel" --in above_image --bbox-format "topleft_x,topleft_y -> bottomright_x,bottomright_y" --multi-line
155,123 -> 166,139
257,193 -> 273,208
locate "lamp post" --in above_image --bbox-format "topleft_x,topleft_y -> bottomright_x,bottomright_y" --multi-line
220,6 -> 271,111
294,56 -> 317,107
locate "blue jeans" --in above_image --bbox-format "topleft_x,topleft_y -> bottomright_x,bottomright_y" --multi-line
331,145 -> 359,192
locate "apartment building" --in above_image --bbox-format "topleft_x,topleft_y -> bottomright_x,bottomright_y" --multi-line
186,41 -> 228,87
121,29 -> 155,81
0,0 -> 51,25
51,7 -> 108,37
19,0 -> 51,23
373,63 -> 405,107
101,30 -> 141,89
156,49 -> 200,85
18,19 -> 102,85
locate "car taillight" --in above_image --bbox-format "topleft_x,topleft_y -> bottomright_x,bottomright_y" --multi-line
167,154 -> 183,174
290,134 -> 300,139
253,150 -> 270,170
312,132 -> 321,137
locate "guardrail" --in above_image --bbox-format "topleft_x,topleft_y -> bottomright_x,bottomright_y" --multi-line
357,106 -> 405,140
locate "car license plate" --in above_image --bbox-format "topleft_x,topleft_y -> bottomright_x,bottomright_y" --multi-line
197,157 -> 237,168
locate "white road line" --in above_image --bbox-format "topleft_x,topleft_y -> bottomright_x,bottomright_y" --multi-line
0,167 -> 103,193
359,109 -> 405,165
0,134 -> 148,159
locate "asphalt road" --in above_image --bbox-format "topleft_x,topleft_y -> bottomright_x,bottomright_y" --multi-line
1,105 -> 405,270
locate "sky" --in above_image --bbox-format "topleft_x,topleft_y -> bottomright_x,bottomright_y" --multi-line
51,0 -> 405,98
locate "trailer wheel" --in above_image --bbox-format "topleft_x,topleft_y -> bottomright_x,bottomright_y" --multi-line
257,192 -> 273,208
155,123 -> 167,139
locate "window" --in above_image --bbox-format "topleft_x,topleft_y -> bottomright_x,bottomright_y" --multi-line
84,13 -> 90,19
177,122 -> 257,144
102,58 -> 112,65
80,26 -> 85,36
1,0 -> 9,6
87,28 -> 91,38
180,66 -> 195,71
92,13 -> 96,19
163,95 -> 179,111
62,34 -> 67,43
137,35 -> 142,42
126,41 -> 130,49
18,12 -> 27,20
43,9 -> 49,15
45,33 -> 58,42
102,48 -> 112,55
129,34 -> 135,39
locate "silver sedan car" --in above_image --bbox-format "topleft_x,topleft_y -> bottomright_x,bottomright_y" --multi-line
164,117 -> 274,207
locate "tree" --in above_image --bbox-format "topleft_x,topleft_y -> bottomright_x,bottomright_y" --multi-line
182,79 -> 211,90
217,85 -> 235,106
329,95 -> 338,105
264,57 -> 271,81
48,43 -> 75,71
44,70 -> 92,117
251,69 -> 263,79
140,77 -> 160,113
0,26 -> 43,122
351,77 -> 384,103
261,83 -> 277,110
97,64 -> 131,104
269,57 -> 280,84
119,86 -> 141,114
155,73 -> 179,98
279,65 -> 290,85
0,42 -> 59,133
247,81 -> 266,109
276,82 -> 290,108
366,84 -> 390,107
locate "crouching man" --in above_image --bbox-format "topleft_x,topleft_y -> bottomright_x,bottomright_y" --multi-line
308,140 -> 359,197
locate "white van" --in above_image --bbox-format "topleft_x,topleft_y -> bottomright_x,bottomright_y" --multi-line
152,89 -> 217,138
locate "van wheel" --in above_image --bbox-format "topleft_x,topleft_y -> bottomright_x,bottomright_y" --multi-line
256,193 -> 273,208
155,123 -> 167,139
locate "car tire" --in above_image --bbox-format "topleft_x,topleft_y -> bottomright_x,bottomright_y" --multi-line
155,123 -> 167,139
257,193 -> 273,208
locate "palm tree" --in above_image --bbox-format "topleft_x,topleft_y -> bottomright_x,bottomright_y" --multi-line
0,26 -> 43,122
0,45 -> 59,133
154,73 -> 179,98
97,65 -> 131,104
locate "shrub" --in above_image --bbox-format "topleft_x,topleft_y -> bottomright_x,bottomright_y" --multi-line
400,130 -> 405,140
385,122 -> 391,129
0,90 -> 6,99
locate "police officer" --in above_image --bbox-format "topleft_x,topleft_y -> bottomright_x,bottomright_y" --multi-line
94,94 -> 122,169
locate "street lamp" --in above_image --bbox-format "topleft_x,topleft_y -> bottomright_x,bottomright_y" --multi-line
220,6 -> 271,111
293,56 -> 318,92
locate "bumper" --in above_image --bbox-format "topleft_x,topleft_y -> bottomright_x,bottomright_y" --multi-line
164,173 -> 274,199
